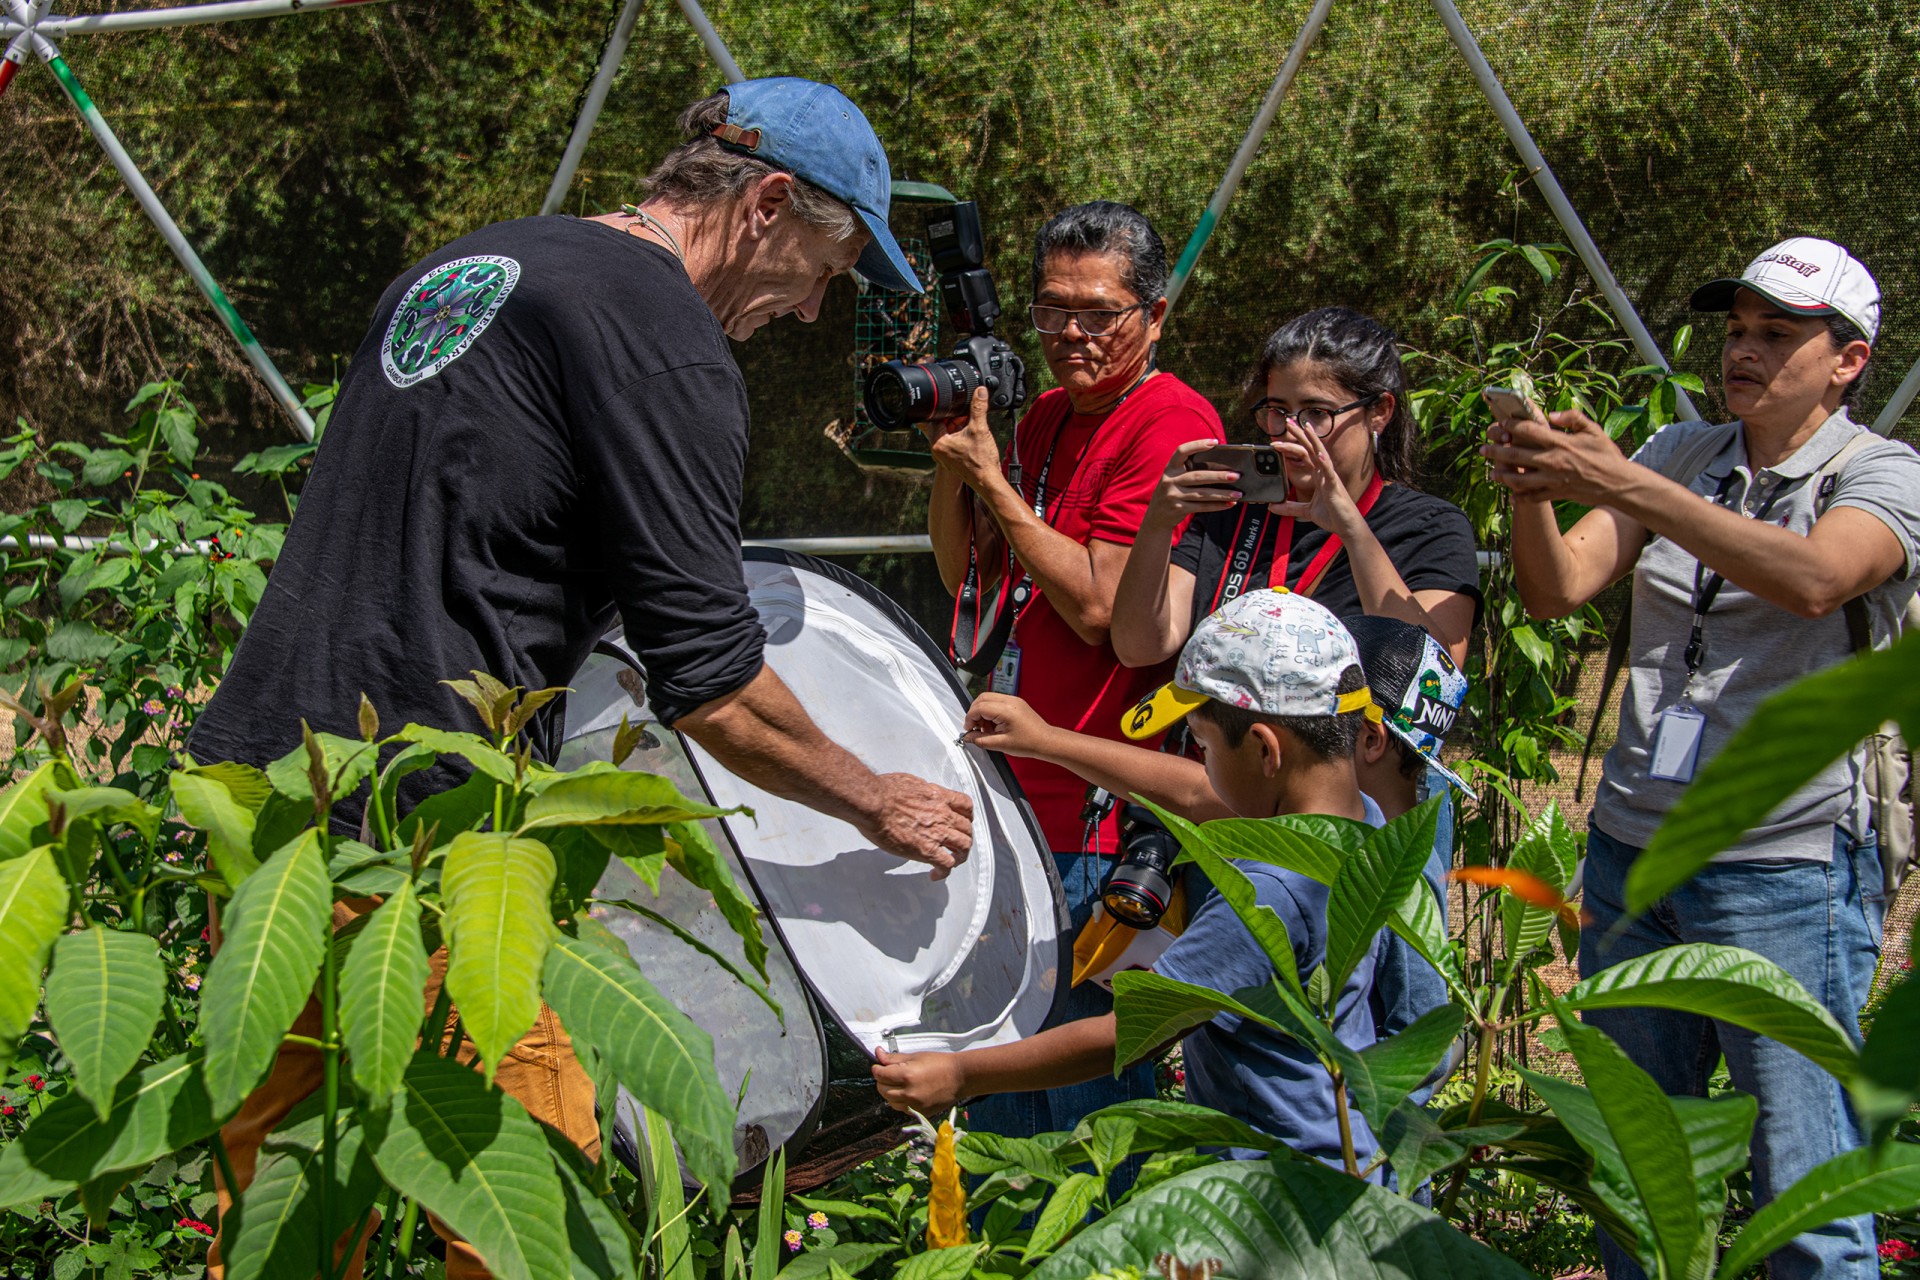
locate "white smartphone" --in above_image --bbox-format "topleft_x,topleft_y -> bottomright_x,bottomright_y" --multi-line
1482,385 -> 1545,424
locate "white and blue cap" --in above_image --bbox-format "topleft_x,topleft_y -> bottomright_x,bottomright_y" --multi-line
713,77 -> 922,293
1123,590 -> 1379,741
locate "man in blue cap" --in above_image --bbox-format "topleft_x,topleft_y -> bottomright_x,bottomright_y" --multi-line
195,80 -> 970,1279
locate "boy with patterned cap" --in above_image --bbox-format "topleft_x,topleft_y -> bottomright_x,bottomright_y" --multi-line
874,590 -> 1390,1169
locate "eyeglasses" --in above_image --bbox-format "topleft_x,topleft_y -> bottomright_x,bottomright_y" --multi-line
1027,302 -> 1148,336
1251,392 -> 1382,438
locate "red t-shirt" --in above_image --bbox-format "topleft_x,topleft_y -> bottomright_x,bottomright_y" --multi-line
992,373 -> 1223,852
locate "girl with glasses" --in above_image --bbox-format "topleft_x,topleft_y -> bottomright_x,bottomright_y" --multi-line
1112,306 -> 1481,670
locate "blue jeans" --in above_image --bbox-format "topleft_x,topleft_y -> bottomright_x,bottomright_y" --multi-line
1580,821 -> 1885,1280
965,852 -> 1160,1142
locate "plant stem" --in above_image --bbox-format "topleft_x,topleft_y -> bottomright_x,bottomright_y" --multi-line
1330,1067 -> 1359,1178
318,857 -> 340,1280
388,1196 -> 422,1277
209,1130 -> 242,1218
368,1186 -> 401,1279
425,983 -> 453,1056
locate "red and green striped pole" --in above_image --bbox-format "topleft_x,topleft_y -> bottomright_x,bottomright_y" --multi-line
35,36 -> 316,439
1163,0 -> 1334,315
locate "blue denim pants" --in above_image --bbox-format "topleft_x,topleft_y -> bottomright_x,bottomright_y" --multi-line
1580,821 -> 1886,1280
965,852 -> 1160,1142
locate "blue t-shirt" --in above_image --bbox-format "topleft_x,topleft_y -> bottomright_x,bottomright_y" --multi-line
1154,794 -> 1384,1168
1370,777 -> 1453,1108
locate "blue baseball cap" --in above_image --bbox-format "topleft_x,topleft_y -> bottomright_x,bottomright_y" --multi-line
715,77 -> 922,293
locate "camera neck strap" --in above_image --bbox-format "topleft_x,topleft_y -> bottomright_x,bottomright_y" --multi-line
949,370 -> 1155,674
1208,470 -> 1385,614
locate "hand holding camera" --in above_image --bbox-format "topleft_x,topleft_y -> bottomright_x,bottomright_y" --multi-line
865,201 -> 1027,430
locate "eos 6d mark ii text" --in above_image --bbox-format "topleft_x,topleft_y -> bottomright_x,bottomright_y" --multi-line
863,201 -> 1026,428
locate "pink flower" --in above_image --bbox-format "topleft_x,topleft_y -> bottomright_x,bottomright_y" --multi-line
1882,1239 -> 1919,1262
806,1211 -> 828,1230
783,1229 -> 802,1252
165,686 -> 183,699
1174,1069 -> 1186,1084
183,974 -> 201,992
141,699 -> 164,716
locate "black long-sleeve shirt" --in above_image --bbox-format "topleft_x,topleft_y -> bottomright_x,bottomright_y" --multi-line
190,217 -> 765,818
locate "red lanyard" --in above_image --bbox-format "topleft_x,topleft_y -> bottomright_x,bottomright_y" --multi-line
1208,471 -> 1386,613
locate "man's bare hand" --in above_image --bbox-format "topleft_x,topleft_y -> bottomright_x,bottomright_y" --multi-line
872,1046 -> 968,1113
929,387 -> 1003,490
855,772 -> 974,880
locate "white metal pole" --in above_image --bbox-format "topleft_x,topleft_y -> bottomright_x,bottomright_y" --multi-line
34,34 -> 315,439
38,0 -> 387,37
541,0 -> 647,216
1872,358 -> 1920,438
1429,0 -> 1698,422
1163,0 -> 1334,314
673,0 -> 743,84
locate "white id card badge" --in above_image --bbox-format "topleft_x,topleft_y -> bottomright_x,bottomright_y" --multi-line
1649,704 -> 1707,782
991,643 -> 1022,695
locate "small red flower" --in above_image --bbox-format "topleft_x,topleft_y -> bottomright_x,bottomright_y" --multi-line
2,1105 -> 14,1116
178,1216 -> 215,1236
26,1075 -> 43,1091
1881,1239 -> 1919,1262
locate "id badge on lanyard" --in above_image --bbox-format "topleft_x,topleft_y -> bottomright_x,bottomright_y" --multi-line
1648,703 -> 1706,782
990,643 -> 1022,694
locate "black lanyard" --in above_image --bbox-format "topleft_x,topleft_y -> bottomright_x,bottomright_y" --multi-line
1683,470 -> 1790,680
949,370 -> 1155,673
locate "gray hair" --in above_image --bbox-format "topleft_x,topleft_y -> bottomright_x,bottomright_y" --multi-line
1030,201 -> 1169,305
643,92 -> 859,241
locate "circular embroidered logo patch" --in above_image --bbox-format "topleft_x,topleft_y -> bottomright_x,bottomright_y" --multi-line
381,254 -> 520,389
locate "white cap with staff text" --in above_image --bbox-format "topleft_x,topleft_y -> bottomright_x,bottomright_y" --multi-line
1690,236 -> 1881,343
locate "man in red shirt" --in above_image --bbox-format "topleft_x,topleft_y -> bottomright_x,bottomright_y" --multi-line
924,201 -> 1222,1144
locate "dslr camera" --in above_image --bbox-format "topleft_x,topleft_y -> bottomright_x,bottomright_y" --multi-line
863,202 -> 1026,429
1102,802 -> 1181,929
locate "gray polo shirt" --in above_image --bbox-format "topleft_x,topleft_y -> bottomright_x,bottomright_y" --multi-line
1593,411 -> 1920,860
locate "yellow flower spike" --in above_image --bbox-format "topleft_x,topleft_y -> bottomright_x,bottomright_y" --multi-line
909,1108 -> 969,1250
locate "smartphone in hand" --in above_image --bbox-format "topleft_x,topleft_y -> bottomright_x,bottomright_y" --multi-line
1185,443 -> 1292,505
1482,385 -> 1545,425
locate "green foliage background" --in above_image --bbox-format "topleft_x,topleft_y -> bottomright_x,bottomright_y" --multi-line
4,0 -> 1918,573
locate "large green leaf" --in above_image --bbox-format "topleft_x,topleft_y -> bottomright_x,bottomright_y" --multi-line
0,1052 -> 220,1208
540,925 -> 736,1192
1378,1103 -> 1525,1196
1061,1099 -> 1286,1165
1022,1171 -> 1101,1261
1563,944 -> 1858,1080
1324,796 -> 1442,1000
1146,799 -> 1462,997
0,847 -> 70,1071
520,770 -> 734,831
266,732 -> 380,806
540,1117 -> 644,1280
200,830 -> 331,1116
44,926 -> 165,1120
44,786 -> 161,842
395,770 -> 496,847
1525,1014 -> 1740,1280
184,760 -> 275,814
0,762 -> 60,862
395,725 -> 518,786
1110,970 -> 1280,1068
1629,630 -> 1920,913
1853,977 -> 1920,1142
661,820 -> 768,983
1714,1143 -> 1920,1280
339,880 -> 429,1101
1132,801 -> 1302,996
442,832 -> 558,1080
220,1109 -> 383,1280
1501,802 -> 1578,966
1028,1154 -> 1536,1279
1348,1004 -> 1467,1134
169,770 -> 260,888
366,1050 -> 570,1280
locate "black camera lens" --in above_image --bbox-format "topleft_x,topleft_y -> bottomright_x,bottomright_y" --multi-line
865,357 -> 985,429
1103,803 -> 1182,929
1255,449 -> 1280,475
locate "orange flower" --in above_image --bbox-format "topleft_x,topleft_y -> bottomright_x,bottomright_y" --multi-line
1449,866 -> 1588,927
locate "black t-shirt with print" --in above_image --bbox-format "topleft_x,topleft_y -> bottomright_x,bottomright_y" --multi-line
1169,483 -> 1483,629
189,216 -> 765,821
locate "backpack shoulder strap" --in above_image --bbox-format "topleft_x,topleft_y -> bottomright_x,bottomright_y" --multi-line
1575,421 -> 1736,801
1815,433 -> 1882,655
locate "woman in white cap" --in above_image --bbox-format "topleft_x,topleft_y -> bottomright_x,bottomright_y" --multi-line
1485,237 -> 1920,1280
